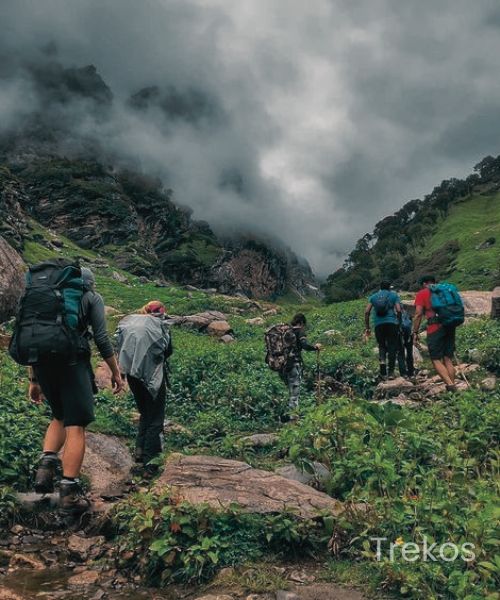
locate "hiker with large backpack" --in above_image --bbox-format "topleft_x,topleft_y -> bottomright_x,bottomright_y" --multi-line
397,308 -> 415,378
9,261 -> 123,516
265,313 -> 322,420
413,275 -> 465,392
115,300 -> 172,479
364,280 -> 402,379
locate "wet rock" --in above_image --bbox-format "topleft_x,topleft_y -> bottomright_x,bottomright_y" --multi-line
246,317 -> 265,326
481,376 -> 497,391
68,569 -> 100,586
0,587 -> 24,600
0,237 -> 25,323
153,454 -> 345,519
9,553 -> 45,570
67,535 -> 105,561
275,463 -> 331,488
239,433 -> 279,448
207,320 -> 232,337
82,433 -> 134,498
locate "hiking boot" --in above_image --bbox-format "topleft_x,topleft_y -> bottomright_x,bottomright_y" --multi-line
446,384 -> 458,393
387,372 -> 396,380
34,454 -> 61,494
59,479 -> 91,516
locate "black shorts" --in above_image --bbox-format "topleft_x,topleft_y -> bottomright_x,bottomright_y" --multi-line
427,326 -> 456,360
33,359 -> 96,427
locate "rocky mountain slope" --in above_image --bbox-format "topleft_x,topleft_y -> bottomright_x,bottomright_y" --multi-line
0,59 -> 316,300
0,157 -> 316,299
324,155 -> 500,302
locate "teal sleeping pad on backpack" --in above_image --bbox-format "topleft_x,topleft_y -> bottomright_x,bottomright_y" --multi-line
9,260 -> 85,365
429,283 -> 465,327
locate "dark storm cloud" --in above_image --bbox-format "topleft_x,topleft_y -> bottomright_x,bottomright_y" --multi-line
0,0 -> 499,275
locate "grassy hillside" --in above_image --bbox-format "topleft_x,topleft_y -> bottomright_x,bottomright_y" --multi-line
424,192 -> 500,290
1,230 -> 499,599
324,156 -> 500,302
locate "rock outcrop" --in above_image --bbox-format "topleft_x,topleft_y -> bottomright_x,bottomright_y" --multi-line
0,237 -> 25,323
153,454 -> 345,519
81,433 -> 133,498
0,155 -> 317,299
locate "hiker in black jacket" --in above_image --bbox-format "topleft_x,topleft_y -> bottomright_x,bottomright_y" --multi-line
28,267 -> 123,515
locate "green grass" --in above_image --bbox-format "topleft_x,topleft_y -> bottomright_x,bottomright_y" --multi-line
423,193 -> 500,289
2,234 -> 500,599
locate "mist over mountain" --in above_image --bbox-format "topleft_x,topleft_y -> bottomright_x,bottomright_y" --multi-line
2,0 -> 500,275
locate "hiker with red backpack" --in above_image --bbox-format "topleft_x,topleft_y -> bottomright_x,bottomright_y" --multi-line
9,261 -> 123,516
364,281 -> 402,379
265,313 -> 322,420
413,275 -> 465,392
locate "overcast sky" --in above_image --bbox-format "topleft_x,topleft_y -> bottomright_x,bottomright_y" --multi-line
1,0 -> 500,275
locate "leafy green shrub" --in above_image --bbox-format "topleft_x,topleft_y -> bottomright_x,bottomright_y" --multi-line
111,492 -> 325,584
0,354 -> 48,490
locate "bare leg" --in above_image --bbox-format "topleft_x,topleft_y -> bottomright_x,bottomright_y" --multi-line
444,357 -> 455,383
42,419 -> 66,453
432,359 -> 453,386
62,426 -> 86,478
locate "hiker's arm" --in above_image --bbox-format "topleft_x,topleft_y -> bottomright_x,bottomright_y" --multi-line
413,305 -> 424,339
364,303 -> 372,334
395,302 -> 402,323
27,367 -> 43,404
88,294 -> 123,393
299,333 -> 319,352
88,293 -> 116,360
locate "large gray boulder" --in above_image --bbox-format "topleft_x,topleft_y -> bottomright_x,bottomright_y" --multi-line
0,236 -> 25,323
153,454 -> 345,519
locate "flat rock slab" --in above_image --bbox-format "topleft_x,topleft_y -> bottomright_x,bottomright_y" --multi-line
82,432 -> 133,498
153,454 -> 344,519
461,291 -> 493,316
15,493 -> 59,513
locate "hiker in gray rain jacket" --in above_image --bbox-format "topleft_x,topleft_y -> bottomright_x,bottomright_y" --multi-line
115,300 -> 172,478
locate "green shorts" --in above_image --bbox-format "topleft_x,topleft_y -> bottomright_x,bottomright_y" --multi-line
34,359 -> 96,427
427,326 -> 456,360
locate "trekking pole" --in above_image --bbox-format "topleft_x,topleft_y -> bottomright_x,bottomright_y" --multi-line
453,354 -> 470,388
316,349 -> 322,404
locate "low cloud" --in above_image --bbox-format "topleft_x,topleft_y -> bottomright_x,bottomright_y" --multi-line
1,0 -> 499,275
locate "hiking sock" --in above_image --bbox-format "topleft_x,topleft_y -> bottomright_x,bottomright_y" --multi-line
61,477 -> 77,484
40,451 -> 58,460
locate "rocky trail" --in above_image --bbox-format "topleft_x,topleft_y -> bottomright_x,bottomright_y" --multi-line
1,433 -> 369,600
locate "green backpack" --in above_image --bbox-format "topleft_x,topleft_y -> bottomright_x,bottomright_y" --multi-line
9,259 -> 85,365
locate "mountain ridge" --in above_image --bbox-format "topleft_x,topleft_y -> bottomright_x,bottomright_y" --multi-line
323,155 -> 500,302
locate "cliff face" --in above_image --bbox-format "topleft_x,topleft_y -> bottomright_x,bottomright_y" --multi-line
0,158 -> 317,299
